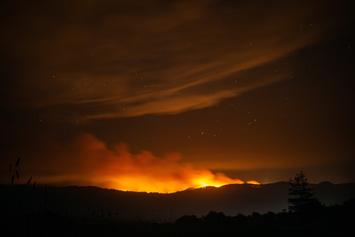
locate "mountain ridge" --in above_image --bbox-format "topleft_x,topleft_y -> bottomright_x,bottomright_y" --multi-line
2,182 -> 355,221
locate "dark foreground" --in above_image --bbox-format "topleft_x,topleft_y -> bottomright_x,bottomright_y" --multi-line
2,199 -> 354,236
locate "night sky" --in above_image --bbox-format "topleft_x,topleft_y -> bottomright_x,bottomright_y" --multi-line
1,0 -> 354,191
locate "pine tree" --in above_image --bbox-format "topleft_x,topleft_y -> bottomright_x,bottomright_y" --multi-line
288,171 -> 320,212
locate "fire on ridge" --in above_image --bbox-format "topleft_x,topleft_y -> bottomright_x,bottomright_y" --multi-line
36,134 -> 260,194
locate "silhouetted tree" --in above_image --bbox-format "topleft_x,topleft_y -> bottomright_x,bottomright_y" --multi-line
204,211 -> 229,225
9,157 -> 21,184
176,215 -> 199,225
288,171 -> 320,212
9,156 -> 35,188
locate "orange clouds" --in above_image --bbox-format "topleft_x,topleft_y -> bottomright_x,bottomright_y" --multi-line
34,134 -> 255,193
2,0 -> 335,120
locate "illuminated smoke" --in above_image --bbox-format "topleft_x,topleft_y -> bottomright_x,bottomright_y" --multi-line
38,134 -> 259,193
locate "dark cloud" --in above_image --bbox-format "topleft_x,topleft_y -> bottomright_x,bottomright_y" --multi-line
1,0 -> 338,119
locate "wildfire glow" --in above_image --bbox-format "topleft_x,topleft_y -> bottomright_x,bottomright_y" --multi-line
108,175 -> 250,193
108,172 -> 248,193
108,174 -> 259,193
246,180 -> 261,185
39,134 -> 260,193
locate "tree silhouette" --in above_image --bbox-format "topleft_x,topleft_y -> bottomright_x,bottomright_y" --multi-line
288,171 -> 320,212
9,156 -> 35,187
9,157 -> 21,184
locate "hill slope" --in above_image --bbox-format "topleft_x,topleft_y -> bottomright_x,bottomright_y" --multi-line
1,182 -> 355,221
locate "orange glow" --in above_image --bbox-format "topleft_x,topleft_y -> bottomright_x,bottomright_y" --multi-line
107,174 -> 247,193
246,180 -> 261,185
191,172 -> 244,189
38,134 -> 261,193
